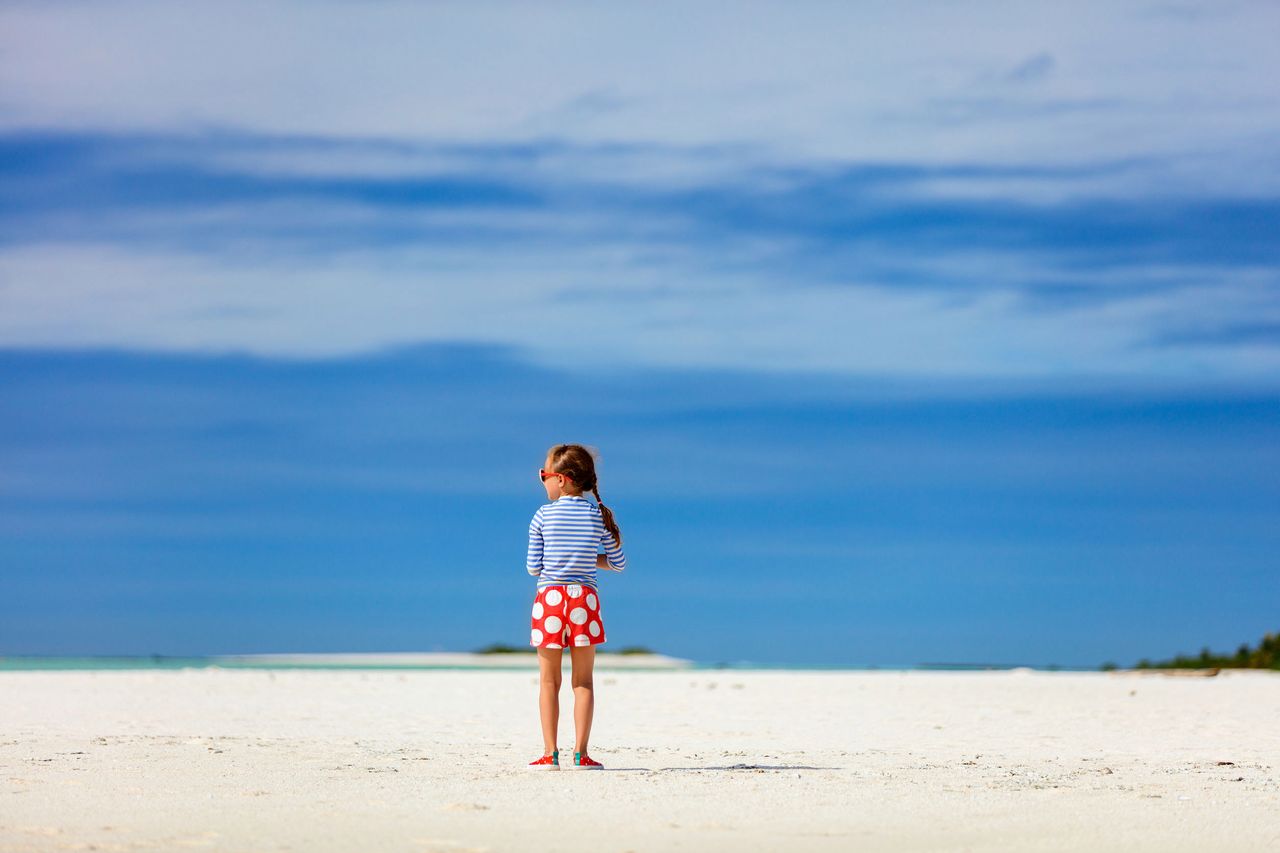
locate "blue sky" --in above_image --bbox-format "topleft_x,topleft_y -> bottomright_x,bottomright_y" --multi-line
1,1 -> 1277,665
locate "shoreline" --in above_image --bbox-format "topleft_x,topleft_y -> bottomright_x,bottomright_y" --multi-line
2,652 -> 1277,675
212,651 -> 696,669
0,651 -> 697,671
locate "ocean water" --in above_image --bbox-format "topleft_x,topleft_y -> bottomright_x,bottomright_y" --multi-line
0,655 -> 1103,672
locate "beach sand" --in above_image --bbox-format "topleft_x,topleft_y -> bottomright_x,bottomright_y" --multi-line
2,667 -> 1277,852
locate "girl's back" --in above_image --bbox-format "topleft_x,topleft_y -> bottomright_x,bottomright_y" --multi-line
527,495 -> 626,590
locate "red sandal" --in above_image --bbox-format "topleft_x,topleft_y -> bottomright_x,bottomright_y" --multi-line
527,749 -> 559,771
569,751 -> 603,770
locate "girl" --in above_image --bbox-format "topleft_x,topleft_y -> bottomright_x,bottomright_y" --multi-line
525,443 -> 626,771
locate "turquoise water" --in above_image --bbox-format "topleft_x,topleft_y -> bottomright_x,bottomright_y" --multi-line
0,655 -> 1103,672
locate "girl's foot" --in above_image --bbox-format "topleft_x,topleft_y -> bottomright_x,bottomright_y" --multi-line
570,751 -> 603,770
528,749 -> 559,770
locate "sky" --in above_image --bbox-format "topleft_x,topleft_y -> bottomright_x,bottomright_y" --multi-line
1,1 -> 1277,666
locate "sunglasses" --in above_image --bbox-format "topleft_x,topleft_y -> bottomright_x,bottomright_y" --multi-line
539,468 -> 574,482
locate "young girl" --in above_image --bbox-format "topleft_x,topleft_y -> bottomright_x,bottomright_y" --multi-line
525,443 -> 626,771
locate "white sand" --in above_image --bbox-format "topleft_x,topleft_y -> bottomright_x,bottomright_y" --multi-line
2,668 -> 1277,852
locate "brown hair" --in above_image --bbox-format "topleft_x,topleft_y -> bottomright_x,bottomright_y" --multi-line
545,443 -> 623,548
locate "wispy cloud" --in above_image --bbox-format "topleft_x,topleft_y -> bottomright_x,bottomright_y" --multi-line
1004,52 -> 1056,84
2,1 -> 1276,166
1,129 -> 1278,380
1142,319 -> 1280,348
1,1 -> 1277,384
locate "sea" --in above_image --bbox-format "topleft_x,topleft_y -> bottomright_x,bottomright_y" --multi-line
0,654 -> 1104,672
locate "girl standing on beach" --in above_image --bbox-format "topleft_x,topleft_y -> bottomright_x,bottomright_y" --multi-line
526,443 -> 626,771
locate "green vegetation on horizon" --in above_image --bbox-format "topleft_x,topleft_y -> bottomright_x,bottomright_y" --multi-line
1099,630 -> 1279,671
474,643 -> 656,655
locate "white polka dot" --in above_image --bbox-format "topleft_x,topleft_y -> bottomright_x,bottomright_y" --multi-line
588,620 -> 600,637
586,593 -> 598,611
544,615 -> 562,634
530,628 -> 543,645
546,643 -> 562,649
569,607 -> 588,625
544,589 -> 562,606
574,635 -> 591,646
531,601 -> 544,619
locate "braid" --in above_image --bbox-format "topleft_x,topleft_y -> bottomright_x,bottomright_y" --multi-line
592,485 -> 623,548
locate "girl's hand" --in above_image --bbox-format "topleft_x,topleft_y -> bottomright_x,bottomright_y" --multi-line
595,554 -> 612,570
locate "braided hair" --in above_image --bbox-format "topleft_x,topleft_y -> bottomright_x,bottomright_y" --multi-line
545,443 -> 623,548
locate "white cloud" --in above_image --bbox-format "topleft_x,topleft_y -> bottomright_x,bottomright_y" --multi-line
3,240 -> 1276,381
1,0 -> 1277,382
1,0 -> 1277,183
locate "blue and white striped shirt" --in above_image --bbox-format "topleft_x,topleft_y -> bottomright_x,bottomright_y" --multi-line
526,495 -> 626,589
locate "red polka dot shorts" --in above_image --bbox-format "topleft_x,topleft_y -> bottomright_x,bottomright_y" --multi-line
530,583 -> 606,649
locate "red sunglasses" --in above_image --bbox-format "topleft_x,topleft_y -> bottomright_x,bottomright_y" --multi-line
539,468 -> 574,482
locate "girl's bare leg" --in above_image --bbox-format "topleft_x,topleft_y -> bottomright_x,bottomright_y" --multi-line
537,648 -> 563,754
570,645 -> 596,754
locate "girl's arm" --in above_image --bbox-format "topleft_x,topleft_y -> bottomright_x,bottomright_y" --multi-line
599,528 -> 626,572
526,510 -> 544,576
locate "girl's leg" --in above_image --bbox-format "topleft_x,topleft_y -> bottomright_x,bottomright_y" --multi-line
569,645 -> 596,754
537,648 -> 563,755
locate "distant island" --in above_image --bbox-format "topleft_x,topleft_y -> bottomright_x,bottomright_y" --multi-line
1100,629 -> 1278,671
475,643 -> 656,656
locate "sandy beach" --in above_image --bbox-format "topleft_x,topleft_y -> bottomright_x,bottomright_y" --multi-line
2,667 -> 1277,852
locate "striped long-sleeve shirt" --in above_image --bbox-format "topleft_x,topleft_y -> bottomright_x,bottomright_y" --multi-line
526,495 -> 626,590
